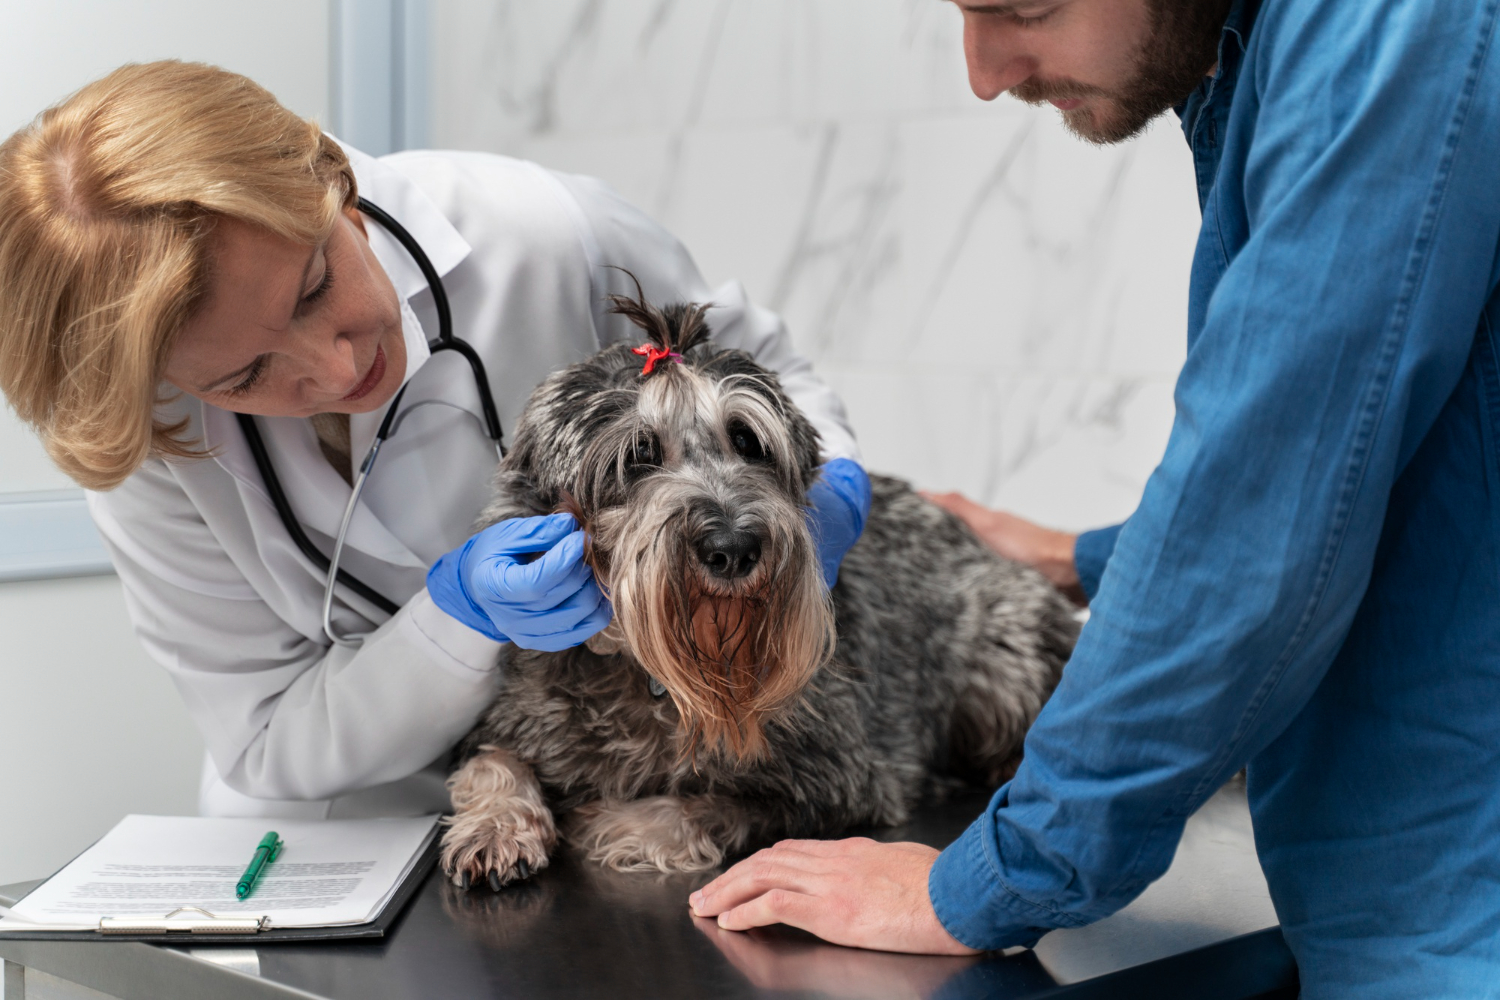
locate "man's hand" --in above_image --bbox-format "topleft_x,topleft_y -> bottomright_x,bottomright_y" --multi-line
921,492 -> 1084,604
687,838 -> 979,956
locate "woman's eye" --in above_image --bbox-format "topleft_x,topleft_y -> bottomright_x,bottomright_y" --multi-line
227,356 -> 268,397
729,423 -> 765,462
299,258 -> 335,310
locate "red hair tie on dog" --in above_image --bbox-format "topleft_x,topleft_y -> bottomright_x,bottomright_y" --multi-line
632,343 -> 683,375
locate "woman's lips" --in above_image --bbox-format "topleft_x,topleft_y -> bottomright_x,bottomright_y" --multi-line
341,345 -> 388,402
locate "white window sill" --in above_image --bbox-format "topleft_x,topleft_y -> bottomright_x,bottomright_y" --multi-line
0,490 -> 113,583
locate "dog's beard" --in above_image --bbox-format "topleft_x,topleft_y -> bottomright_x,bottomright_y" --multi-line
584,478 -> 834,762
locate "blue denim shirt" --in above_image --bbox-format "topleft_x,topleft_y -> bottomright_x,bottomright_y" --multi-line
929,1 -> 1500,995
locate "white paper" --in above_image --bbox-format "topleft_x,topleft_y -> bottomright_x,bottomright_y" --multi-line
0,814 -> 437,932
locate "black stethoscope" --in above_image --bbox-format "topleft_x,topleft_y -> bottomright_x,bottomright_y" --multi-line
235,197 -> 505,647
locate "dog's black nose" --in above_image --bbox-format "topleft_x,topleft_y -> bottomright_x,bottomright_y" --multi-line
696,528 -> 762,579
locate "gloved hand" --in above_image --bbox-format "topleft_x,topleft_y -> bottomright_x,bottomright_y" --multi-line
426,512 -> 612,651
805,458 -> 873,589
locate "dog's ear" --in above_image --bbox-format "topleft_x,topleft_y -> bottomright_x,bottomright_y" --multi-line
477,464 -> 550,527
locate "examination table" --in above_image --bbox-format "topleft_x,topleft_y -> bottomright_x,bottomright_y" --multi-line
0,781 -> 1295,999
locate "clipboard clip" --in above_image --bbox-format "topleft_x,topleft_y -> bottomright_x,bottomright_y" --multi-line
99,907 -> 272,935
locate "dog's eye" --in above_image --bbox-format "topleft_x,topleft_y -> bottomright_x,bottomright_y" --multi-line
728,422 -> 766,462
625,433 -> 660,473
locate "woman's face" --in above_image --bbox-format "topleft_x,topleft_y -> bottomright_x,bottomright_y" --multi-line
164,207 -> 406,417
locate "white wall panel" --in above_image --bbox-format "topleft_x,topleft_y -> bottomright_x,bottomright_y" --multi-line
430,0 -> 1201,532
0,576 -> 204,887
0,0 -> 327,886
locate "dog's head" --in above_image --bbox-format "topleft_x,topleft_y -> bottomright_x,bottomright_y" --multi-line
485,291 -> 836,761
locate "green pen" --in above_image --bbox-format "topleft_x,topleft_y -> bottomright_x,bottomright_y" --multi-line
236,831 -> 284,900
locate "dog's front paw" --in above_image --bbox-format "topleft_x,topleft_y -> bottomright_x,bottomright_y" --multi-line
443,747 -> 558,891
440,809 -> 554,891
567,796 -> 747,874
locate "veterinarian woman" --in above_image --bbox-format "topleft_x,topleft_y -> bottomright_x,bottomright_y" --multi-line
0,61 -> 870,819
692,1 -> 1500,995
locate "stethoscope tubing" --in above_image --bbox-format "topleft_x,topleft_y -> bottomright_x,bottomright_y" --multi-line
235,197 -> 504,645
355,199 -> 503,443
235,409 -> 402,616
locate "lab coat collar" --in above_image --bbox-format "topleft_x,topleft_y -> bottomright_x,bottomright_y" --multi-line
339,139 -> 471,315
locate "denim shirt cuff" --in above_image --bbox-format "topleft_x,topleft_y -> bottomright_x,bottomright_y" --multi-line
928,815 -> 1053,952
1074,522 -> 1124,602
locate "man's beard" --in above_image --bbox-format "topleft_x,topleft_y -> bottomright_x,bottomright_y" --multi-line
1011,0 -> 1233,145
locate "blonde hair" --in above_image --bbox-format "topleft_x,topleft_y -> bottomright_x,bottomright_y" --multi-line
0,60 -> 356,490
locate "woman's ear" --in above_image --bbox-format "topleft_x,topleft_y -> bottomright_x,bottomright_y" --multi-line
345,204 -> 369,240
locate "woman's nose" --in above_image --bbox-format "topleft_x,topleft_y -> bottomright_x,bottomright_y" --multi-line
963,18 -> 1034,100
293,329 -> 361,396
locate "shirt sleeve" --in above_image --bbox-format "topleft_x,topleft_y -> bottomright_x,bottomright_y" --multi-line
548,170 -> 862,464
89,460 -> 502,802
1072,523 -> 1123,602
929,1 -> 1500,949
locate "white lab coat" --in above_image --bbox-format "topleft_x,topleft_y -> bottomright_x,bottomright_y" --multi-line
88,143 -> 859,820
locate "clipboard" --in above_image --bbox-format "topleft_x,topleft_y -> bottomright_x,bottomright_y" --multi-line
0,833 -> 440,945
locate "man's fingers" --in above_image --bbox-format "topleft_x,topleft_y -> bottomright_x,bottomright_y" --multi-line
692,839 -> 974,956
713,888 -> 820,933
691,840 -> 874,917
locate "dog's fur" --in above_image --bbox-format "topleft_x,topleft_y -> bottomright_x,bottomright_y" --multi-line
440,294 -> 1080,887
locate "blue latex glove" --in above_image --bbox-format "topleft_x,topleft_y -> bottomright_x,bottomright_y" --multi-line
426,512 -> 612,651
805,458 -> 873,589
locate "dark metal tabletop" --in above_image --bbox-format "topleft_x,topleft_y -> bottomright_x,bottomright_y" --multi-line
0,787 -> 1297,1000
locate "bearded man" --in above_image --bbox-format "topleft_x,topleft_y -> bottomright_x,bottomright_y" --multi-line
689,0 -> 1500,994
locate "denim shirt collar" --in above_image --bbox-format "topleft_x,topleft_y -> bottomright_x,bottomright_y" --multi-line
1177,0 -> 1262,209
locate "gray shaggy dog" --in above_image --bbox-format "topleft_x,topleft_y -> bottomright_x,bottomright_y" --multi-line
440,293 -> 1080,890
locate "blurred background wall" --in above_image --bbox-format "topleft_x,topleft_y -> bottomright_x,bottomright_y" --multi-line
0,0 -> 1198,887
0,0 -> 330,886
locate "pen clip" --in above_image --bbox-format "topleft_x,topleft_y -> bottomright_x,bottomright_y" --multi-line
268,838 -> 284,862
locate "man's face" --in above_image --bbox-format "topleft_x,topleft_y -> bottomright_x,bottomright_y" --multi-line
952,0 -> 1230,144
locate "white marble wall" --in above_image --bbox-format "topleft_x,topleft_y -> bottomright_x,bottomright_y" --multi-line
430,0 -> 1201,531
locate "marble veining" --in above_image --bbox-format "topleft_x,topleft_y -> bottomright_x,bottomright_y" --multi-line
430,0 -> 1202,532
